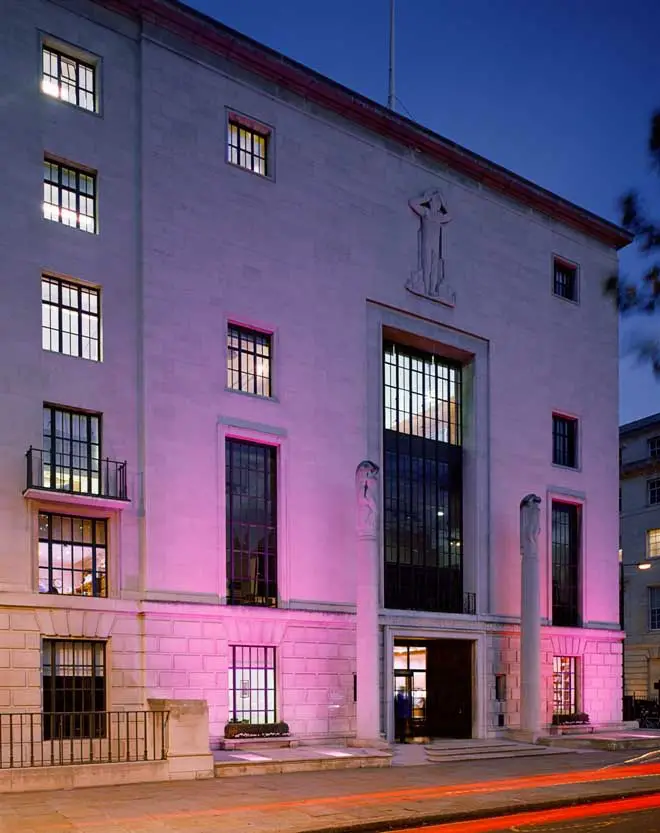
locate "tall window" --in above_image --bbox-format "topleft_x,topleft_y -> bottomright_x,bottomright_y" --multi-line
552,414 -> 578,468
650,437 -> 660,459
383,341 -> 463,613
42,640 -> 106,740
553,258 -> 578,302
227,325 -> 272,397
228,645 -> 276,724
42,276 -> 100,361
38,513 -> 107,597
552,502 -> 580,627
41,45 -> 96,112
42,406 -> 101,496
553,656 -> 577,715
226,439 -> 277,606
227,119 -> 269,176
43,159 -> 96,233
649,479 -> 660,506
650,588 -> 660,631
647,529 -> 660,560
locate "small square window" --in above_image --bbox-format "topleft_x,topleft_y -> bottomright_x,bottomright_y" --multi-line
227,324 -> 272,397
553,258 -> 578,302
41,44 -> 97,112
227,114 -> 271,177
649,437 -> 660,459
649,479 -> 660,506
553,414 -> 578,468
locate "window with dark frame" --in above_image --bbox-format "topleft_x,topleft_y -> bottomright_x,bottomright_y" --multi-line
553,656 -> 577,715
649,437 -> 660,459
552,414 -> 578,468
552,502 -> 580,627
553,258 -> 578,301
41,45 -> 96,112
228,645 -> 276,724
38,512 -> 107,597
649,478 -> 660,506
383,341 -> 464,614
42,406 -> 101,496
43,158 -> 96,233
227,120 -> 269,176
226,439 -> 277,606
650,587 -> 660,631
227,325 -> 272,397
648,529 -> 660,559
42,639 -> 106,740
42,276 -> 100,361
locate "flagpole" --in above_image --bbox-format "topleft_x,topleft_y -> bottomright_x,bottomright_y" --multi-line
388,0 -> 395,110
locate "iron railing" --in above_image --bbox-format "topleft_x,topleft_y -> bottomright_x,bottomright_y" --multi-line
0,710 -> 167,769
25,447 -> 128,500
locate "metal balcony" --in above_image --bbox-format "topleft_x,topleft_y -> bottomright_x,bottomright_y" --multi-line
24,447 -> 128,502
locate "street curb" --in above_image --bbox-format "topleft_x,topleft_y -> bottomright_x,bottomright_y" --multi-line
315,784 -> 660,833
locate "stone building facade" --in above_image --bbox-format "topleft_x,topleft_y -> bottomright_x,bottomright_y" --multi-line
0,0 -> 628,748
620,413 -> 660,700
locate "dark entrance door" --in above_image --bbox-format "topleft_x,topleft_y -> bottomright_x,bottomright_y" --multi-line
426,639 -> 473,738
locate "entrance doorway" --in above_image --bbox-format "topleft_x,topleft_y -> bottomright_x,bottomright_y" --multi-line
393,639 -> 473,741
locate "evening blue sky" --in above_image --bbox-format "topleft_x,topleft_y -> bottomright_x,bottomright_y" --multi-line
189,0 -> 660,424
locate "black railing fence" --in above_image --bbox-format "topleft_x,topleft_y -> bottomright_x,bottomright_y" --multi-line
25,447 -> 128,500
0,710 -> 167,769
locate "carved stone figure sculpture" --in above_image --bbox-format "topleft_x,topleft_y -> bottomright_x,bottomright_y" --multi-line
520,493 -> 542,557
408,189 -> 452,298
356,460 -> 379,535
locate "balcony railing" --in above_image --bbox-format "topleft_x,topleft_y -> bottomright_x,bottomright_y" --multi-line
0,711 -> 167,768
25,447 -> 128,501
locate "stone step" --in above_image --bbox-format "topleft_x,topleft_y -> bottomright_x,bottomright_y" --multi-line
424,748 -> 558,763
424,741 -> 561,762
214,750 -> 392,777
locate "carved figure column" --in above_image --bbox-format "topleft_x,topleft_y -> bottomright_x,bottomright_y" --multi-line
354,461 -> 382,745
519,494 -> 542,738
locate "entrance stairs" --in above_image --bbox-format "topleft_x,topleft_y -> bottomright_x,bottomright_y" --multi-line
424,738 -> 566,763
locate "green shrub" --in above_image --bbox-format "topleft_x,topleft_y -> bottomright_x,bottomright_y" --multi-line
224,721 -> 290,739
551,712 -> 589,726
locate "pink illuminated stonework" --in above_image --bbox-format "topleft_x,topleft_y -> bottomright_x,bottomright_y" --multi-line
0,0 -> 627,755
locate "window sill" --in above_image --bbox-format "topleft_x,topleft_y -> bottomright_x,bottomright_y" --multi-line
551,463 -> 581,473
225,387 -> 279,404
226,160 -> 274,183
552,293 -> 580,306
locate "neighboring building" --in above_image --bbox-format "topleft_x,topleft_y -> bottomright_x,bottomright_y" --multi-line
620,413 -> 660,701
0,0 -> 629,751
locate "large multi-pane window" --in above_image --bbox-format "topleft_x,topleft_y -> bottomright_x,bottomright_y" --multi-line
227,325 -> 272,397
42,276 -> 100,361
553,656 -> 577,715
553,258 -> 578,302
552,414 -> 578,468
552,502 -> 580,627
226,439 -> 277,606
647,529 -> 660,560
43,159 -> 96,233
649,437 -> 660,459
38,512 -> 107,597
383,341 -> 463,613
227,119 -> 269,176
41,45 -> 96,112
650,588 -> 660,631
42,640 -> 106,740
228,645 -> 276,724
42,406 -> 101,496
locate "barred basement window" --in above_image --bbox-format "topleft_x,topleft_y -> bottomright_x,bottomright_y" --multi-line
226,439 -> 277,606
227,118 -> 269,176
43,158 -> 96,233
229,645 -> 276,724
553,656 -> 577,715
42,276 -> 100,361
553,258 -> 578,302
42,639 -> 106,740
552,414 -> 578,468
38,512 -> 107,597
41,45 -> 96,112
227,324 -> 272,397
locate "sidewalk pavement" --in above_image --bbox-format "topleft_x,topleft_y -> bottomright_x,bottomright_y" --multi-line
3,748 -> 660,833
